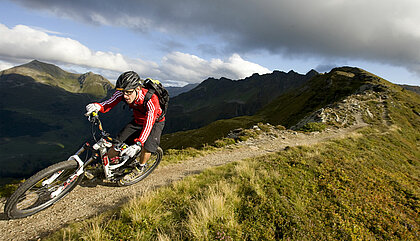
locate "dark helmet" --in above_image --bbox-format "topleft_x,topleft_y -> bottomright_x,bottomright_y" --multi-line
115,71 -> 142,91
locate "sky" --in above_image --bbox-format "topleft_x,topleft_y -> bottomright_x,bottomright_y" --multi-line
0,0 -> 419,87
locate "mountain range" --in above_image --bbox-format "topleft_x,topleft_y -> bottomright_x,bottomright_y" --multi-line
165,70 -> 318,133
0,60 -> 419,183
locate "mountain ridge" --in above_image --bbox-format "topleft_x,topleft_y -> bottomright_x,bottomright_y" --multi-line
165,68 -> 318,133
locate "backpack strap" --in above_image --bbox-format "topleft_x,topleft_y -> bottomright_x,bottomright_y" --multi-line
143,88 -> 155,108
143,88 -> 164,121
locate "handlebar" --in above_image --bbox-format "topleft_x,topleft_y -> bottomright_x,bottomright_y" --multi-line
87,112 -> 121,145
87,111 -> 107,139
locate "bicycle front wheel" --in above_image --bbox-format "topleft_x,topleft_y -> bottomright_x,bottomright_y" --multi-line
117,147 -> 163,186
4,160 -> 82,219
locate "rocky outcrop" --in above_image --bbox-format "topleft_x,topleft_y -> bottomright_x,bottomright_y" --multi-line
293,83 -> 390,130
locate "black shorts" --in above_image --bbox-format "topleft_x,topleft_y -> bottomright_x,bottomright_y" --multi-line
116,120 -> 165,153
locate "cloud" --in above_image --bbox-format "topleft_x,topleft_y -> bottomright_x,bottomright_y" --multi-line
315,64 -> 339,73
0,60 -> 14,71
10,0 -> 420,77
159,52 -> 270,83
0,24 -> 132,71
0,23 -> 268,84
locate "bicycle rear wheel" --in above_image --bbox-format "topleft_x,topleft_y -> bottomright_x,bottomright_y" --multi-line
4,160 -> 82,219
117,147 -> 163,186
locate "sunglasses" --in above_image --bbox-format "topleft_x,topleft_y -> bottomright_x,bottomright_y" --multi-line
122,89 -> 135,96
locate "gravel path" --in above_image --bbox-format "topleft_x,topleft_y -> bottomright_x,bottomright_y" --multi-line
0,123 -> 366,241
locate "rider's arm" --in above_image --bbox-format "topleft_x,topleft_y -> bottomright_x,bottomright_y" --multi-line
134,94 -> 160,146
98,91 -> 124,113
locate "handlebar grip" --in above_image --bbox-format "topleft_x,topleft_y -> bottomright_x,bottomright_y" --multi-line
88,111 -> 99,123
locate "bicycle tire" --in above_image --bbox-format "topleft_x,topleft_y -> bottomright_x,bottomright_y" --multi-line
117,147 -> 163,186
4,160 -> 83,219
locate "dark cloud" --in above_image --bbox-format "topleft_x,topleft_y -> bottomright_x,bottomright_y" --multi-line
11,0 -> 420,76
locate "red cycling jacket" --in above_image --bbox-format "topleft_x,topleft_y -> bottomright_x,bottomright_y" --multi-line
96,88 -> 164,146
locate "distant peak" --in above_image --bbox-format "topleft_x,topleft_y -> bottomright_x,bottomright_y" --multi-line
81,71 -> 94,76
14,59 -> 71,79
330,66 -> 364,73
306,69 -> 319,77
21,59 -> 56,69
26,59 -> 49,66
30,59 -> 42,64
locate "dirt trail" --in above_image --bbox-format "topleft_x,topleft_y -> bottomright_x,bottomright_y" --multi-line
0,123 -> 367,241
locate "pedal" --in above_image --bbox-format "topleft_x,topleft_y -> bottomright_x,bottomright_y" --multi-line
84,171 -> 95,180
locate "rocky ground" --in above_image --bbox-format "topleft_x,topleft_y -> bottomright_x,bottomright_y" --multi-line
0,120 -> 368,241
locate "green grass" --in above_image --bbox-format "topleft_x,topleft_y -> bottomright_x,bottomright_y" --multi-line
298,122 -> 327,132
161,115 -> 262,149
0,180 -> 24,197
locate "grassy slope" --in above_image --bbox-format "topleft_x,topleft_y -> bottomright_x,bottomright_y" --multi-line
45,71 -> 419,239
255,67 -> 383,127
1,60 -> 112,97
161,115 -> 261,149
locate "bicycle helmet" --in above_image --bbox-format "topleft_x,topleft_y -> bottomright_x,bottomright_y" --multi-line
115,71 -> 142,91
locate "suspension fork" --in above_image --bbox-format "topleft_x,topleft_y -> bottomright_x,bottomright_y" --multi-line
49,144 -> 93,198
42,145 -> 85,187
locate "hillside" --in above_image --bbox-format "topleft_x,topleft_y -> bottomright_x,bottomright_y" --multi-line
1,66 -> 418,240
165,69 -> 318,133
1,60 -> 113,97
161,67 -> 390,149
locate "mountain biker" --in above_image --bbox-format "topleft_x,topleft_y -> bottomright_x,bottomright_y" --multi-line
85,71 -> 165,175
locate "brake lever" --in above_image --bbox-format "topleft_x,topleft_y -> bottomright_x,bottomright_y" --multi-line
88,112 -> 99,123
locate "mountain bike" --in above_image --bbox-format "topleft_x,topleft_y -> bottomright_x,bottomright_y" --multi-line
4,112 -> 163,219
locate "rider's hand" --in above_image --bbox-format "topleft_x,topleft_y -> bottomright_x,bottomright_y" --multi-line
120,143 -> 141,158
85,103 -> 101,116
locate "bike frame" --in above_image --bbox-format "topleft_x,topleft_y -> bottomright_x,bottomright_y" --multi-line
47,112 -> 132,198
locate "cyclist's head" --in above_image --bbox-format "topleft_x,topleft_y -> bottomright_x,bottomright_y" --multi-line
115,71 -> 142,91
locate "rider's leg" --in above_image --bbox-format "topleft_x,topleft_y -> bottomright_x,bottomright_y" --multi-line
116,120 -> 141,144
139,148 -> 151,165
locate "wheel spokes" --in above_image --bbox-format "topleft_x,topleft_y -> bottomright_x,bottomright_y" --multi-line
15,169 -> 72,211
